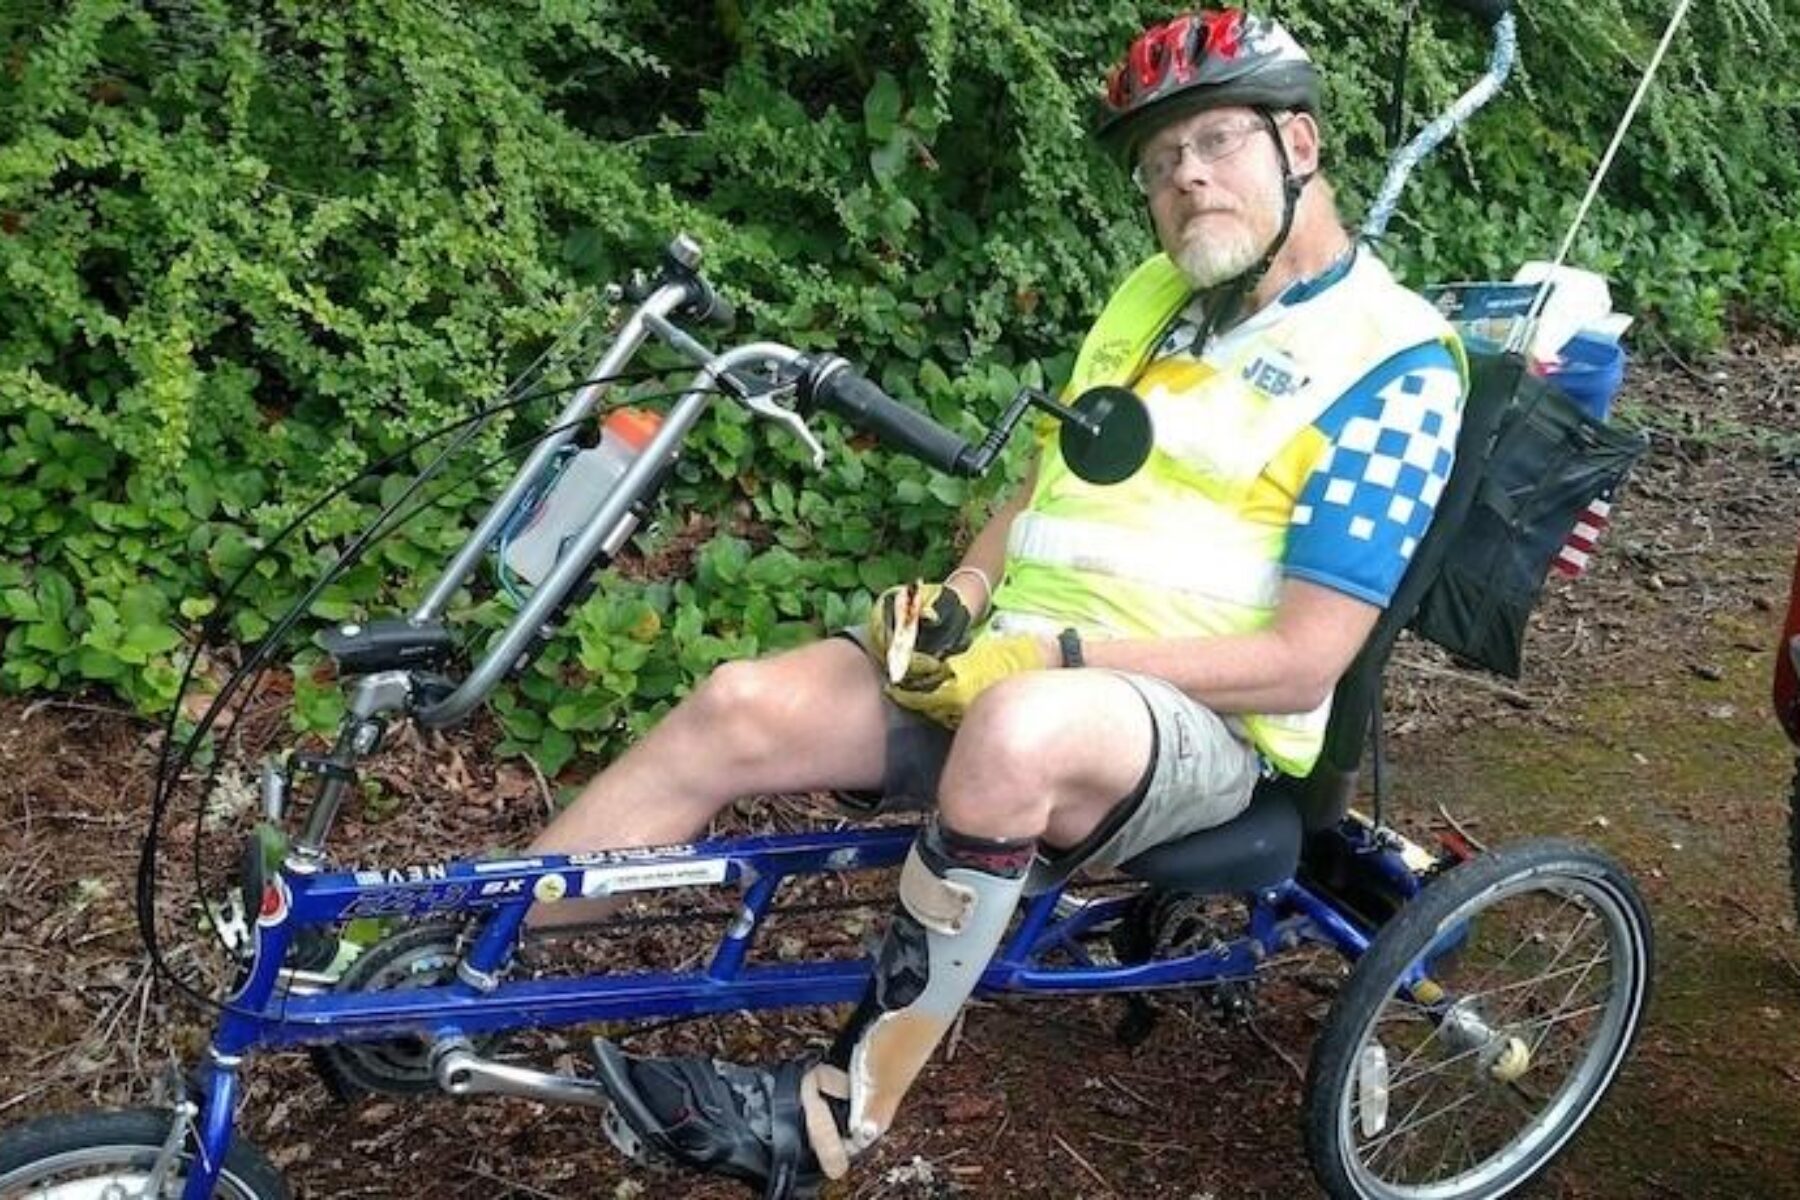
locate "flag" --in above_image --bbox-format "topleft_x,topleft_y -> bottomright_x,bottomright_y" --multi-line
1552,493 -> 1613,578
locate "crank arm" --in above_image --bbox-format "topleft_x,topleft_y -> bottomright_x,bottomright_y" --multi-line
432,1040 -> 612,1109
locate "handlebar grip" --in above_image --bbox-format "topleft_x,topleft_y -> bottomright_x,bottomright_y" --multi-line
799,357 -> 972,475
1444,0 -> 1511,25
681,281 -> 736,330
703,291 -> 735,330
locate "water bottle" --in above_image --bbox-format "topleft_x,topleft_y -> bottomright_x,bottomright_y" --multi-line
503,408 -> 663,587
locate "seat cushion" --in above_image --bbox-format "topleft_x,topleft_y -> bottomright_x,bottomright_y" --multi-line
1118,782 -> 1303,893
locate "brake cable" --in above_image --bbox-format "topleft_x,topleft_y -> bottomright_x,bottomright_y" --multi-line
178,385 -> 725,1009
140,366 -> 706,1016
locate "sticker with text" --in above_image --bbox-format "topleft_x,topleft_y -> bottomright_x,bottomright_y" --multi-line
580,860 -> 728,898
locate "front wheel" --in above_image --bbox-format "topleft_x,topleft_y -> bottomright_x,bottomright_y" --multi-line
1304,838 -> 1652,1200
0,1108 -> 289,1199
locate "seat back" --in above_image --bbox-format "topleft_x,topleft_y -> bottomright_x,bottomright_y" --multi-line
1286,351 -> 1525,830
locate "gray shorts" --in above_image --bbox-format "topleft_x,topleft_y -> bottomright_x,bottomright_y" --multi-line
834,631 -> 1261,891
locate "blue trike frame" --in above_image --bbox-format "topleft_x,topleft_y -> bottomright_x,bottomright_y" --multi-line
181,818 -> 1422,1199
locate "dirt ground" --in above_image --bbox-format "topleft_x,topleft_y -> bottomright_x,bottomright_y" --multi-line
3,332 -> 1799,1199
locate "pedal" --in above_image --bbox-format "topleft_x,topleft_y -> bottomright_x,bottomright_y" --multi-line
1204,979 -> 1256,1025
1114,994 -> 1161,1048
599,1097 -> 684,1183
601,1100 -> 655,1167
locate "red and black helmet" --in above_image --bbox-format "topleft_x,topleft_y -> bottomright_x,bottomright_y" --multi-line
1097,9 -> 1321,163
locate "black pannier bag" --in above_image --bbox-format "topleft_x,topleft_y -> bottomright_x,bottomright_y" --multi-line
1406,350 -> 1649,678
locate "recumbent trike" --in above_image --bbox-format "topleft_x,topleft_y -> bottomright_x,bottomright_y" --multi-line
0,14 -> 1652,1200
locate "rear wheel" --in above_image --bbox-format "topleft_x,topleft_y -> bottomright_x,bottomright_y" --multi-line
1304,839 -> 1652,1200
0,1108 -> 288,1199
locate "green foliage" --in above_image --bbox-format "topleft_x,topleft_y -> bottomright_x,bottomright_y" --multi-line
1,0 -> 1794,773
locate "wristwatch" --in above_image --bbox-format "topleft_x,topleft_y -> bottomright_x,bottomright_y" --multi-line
1057,627 -> 1084,669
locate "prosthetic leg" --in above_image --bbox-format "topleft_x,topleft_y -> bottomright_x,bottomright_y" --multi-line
594,814 -> 1034,1198
801,816 -> 1034,1176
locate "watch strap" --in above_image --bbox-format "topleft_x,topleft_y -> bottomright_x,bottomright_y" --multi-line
1057,627 -> 1084,669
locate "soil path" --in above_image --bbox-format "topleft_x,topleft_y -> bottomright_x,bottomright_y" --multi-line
2,336 -> 1798,1198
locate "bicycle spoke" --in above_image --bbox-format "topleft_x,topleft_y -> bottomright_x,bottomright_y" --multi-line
1453,902 -> 1597,1011
1381,919 -> 1609,1092
1368,1036 -> 1526,1187
1380,967 -> 1609,1115
1490,913 -> 1605,1029
1376,1003 -> 1448,1080
1523,946 -> 1609,1060
1385,1034 -> 1492,1095
1362,1088 -> 1484,1168
1364,1065 -> 1447,1172
1451,947 -> 1609,1012
1468,893 -> 1581,974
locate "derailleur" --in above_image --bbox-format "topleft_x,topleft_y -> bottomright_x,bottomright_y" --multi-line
1110,890 -> 1259,1048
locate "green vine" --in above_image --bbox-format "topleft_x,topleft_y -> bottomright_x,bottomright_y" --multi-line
1,0 -> 1793,771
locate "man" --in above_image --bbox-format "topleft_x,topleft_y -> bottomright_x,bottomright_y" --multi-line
532,9 -> 1465,1196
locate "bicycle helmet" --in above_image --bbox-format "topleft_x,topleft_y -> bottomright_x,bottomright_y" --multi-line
1097,9 -> 1320,165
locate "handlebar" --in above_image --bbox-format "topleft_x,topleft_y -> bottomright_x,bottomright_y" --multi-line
682,279 -> 736,330
797,355 -> 976,477
626,233 -> 736,330
402,235 -> 1140,732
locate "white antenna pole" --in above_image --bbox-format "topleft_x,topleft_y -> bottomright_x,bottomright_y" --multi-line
1521,0 -> 1694,337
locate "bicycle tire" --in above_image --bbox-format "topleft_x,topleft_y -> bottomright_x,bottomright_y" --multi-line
0,1107 -> 288,1199
1303,838 -> 1652,1200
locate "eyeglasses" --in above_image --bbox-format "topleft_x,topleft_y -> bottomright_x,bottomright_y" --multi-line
1131,116 -> 1289,195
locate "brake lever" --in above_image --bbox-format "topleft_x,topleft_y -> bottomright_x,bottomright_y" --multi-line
739,380 -> 826,468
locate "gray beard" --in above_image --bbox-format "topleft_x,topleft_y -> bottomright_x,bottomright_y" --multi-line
1173,232 -> 1265,291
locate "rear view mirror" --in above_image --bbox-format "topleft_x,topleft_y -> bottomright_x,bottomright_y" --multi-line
1059,386 -> 1152,485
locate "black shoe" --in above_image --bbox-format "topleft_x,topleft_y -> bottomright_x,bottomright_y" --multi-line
592,1039 -> 821,1200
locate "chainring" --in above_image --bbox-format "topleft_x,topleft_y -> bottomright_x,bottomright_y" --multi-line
309,921 -> 483,1098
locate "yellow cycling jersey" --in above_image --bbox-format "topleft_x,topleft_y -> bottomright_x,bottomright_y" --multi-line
987,248 -> 1467,775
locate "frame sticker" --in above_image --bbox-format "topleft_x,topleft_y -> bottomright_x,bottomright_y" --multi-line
256,876 -> 291,927
568,843 -> 698,866
580,860 -> 728,898
533,873 -> 569,904
474,858 -> 545,874
352,864 -> 448,886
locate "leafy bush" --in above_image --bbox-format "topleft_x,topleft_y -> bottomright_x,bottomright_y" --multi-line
1,0 -> 1793,770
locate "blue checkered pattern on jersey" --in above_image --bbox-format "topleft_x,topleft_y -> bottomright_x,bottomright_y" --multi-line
1284,342 -> 1465,607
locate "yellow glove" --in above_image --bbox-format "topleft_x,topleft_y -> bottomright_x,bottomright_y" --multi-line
886,634 -> 1048,729
866,581 -> 975,685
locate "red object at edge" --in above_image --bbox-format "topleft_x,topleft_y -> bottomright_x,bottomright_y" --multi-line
1776,534 -> 1800,748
